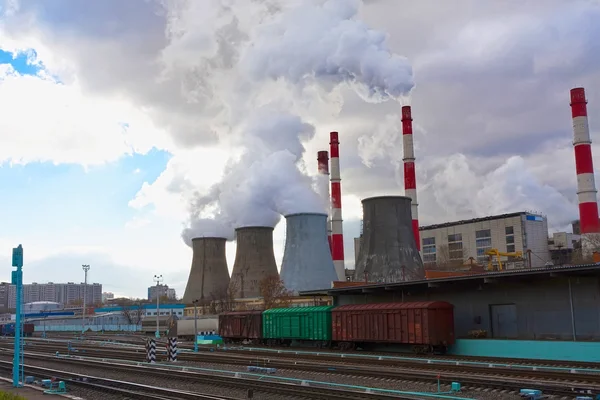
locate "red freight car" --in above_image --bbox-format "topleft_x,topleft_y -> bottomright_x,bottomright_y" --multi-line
219,311 -> 263,344
332,301 -> 454,353
23,323 -> 34,337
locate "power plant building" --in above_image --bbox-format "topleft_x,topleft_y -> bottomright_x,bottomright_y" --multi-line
419,212 -> 552,269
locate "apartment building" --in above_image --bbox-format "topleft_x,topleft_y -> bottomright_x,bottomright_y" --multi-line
3,282 -> 103,310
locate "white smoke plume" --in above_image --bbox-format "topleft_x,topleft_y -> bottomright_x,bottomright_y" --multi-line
241,0 -> 414,103
181,0 -> 415,245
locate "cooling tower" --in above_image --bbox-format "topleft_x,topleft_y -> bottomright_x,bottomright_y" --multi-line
280,213 -> 338,294
182,237 -> 230,305
230,226 -> 279,299
354,196 -> 425,283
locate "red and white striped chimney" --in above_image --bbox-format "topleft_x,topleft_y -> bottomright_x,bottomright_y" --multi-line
401,106 -> 421,251
318,150 -> 333,252
329,132 -> 345,281
571,87 -> 600,235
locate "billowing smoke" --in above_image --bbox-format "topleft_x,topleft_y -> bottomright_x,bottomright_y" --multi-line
241,0 -> 414,103
181,0 -> 415,245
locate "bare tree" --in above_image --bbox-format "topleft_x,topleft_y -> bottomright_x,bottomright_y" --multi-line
259,276 -> 293,310
436,244 -> 451,270
121,300 -> 144,325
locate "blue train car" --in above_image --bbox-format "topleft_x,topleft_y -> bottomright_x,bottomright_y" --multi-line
0,323 -> 34,337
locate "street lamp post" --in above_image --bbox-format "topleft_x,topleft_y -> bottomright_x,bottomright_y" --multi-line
193,299 -> 199,352
153,274 -> 163,338
82,264 -> 90,335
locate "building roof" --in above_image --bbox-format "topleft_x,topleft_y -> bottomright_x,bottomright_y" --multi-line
419,211 -> 533,231
95,303 -> 185,312
299,263 -> 600,296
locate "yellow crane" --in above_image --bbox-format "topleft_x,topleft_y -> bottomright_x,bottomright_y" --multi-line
485,248 -> 524,271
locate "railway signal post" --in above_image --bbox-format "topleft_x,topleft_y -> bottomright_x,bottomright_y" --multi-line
11,244 -> 24,387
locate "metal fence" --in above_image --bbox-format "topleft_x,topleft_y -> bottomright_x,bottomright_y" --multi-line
34,324 -> 140,332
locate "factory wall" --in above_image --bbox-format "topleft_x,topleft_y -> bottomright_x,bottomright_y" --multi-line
419,212 -> 552,269
333,276 -> 600,341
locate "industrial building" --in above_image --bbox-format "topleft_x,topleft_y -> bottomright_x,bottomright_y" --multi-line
300,263 -> 600,342
418,212 -> 552,269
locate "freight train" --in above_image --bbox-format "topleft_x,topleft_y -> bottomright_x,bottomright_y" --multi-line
219,301 -> 454,354
0,323 -> 34,337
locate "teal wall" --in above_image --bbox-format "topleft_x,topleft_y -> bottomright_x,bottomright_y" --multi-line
450,339 -> 600,362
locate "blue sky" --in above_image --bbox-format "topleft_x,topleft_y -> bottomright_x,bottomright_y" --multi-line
0,49 -> 175,295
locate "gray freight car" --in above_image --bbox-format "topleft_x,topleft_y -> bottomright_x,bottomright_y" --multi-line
172,316 -> 218,340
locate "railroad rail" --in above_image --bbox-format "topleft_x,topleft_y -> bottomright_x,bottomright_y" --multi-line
0,345 -> 598,398
0,355 -> 432,400
0,360 -> 237,400
7,341 -> 600,383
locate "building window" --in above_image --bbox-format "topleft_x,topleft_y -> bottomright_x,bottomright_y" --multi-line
476,229 -> 492,263
422,237 -> 436,266
476,229 -> 491,239
423,237 -> 435,246
505,225 -> 516,253
448,233 -> 462,243
447,234 -> 463,261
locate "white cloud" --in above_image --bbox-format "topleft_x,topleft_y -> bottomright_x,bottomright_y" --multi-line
0,0 -> 599,297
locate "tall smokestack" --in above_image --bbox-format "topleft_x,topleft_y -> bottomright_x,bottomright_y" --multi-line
318,151 -> 333,252
401,106 -> 420,251
280,212 -> 338,294
354,196 -> 425,283
230,227 -> 279,299
571,87 -> 600,236
329,132 -> 345,281
182,237 -> 230,305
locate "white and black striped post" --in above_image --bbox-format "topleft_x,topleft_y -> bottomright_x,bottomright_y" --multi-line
146,339 -> 156,363
168,337 -> 178,362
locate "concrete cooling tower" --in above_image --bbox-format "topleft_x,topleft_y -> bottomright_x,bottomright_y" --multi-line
182,237 -> 231,304
280,213 -> 338,294
355,196 -> 425,283
230,226 -> 279,299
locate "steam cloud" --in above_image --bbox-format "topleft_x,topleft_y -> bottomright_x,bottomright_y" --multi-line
181,0 -> 415,245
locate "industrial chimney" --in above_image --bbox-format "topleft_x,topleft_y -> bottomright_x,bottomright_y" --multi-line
329,132 -> 346,281
401,106 -> 420,251
570,87 -> 600,237
317,151 -> 333,252
230,226 -> 279,299
182,237 -> 231,305
280,212 -> 338,294
354,196 -> 425,283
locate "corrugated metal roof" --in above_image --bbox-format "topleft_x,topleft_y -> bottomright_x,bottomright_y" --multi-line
299,263 -> 600,296
263,306 -> 334,314
419,211 -> 526,231
333,301 -> 453,311
220,310 -> 263,316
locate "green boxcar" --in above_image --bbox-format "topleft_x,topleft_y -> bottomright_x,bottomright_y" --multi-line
262,306 -> 334,341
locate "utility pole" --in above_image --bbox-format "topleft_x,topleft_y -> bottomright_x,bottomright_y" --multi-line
11,245 -> 24,387
82,264 -> 90,334
153,274 -> 163,338
193,299 -> 198,353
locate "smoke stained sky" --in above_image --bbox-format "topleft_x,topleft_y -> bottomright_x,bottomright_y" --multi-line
0,0 -> 599,297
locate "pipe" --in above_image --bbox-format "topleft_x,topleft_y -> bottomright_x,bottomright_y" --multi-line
330,132 -> 346,281
401,106 -> 420,251
570,88 -> 600,236
568,278 -> 576,341
318,151 -> 333,253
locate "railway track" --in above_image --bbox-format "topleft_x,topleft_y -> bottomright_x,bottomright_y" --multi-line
2,343 -> 599,398
21,335 -> 600,372
9,341 -> 600,383
0,356 -> 427,400
0,361 -> 238,399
